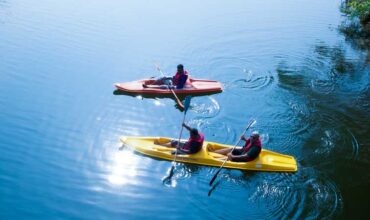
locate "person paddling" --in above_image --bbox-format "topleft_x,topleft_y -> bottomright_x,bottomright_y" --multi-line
143,64 -> 190,89
157,123 -> 204,154
209,131 -> 262,162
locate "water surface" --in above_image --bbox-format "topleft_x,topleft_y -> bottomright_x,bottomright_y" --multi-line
0,0 -> 369,219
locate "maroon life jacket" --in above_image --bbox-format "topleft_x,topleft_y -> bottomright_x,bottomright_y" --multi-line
173,70 -> 189,85
242,137 -> 262,153
183,133 -> 204,150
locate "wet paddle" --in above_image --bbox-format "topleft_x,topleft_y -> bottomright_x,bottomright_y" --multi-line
163,96 -> 192,182
209,119 -> 256,186
154,64 -> 185,110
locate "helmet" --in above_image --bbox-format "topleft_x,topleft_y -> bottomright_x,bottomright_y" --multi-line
251,131 -> 259,138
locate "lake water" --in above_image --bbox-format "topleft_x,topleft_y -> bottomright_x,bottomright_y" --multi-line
0,0 -> 369,219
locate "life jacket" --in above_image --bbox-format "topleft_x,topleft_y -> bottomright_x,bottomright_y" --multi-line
242,137 -> 262,154
183,133 -> 204,151
188,132 -> 204,147
173,70 -> 189,86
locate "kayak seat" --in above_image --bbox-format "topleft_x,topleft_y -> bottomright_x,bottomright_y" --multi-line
154,137 -> 171,145
208,152 -> 227,159
206,143 -> 227,159
184,77 -> 195,89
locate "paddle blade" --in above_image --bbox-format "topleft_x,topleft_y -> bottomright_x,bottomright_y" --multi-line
176,98 -> 185,110
183,96 -> 192,113
249,119 -> 257,128
167,165 -> 175,179
208,180 -> 221,197
154,63 -> 160,71
209,168 -> 222,186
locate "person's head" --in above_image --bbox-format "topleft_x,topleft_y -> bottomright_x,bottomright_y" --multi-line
250,131 -> 260,141
190,128 -> 199,137
177,64 -> 184,74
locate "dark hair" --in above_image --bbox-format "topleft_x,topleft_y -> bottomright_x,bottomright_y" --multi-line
177,64 -> 184,70
191,128 -> 199,136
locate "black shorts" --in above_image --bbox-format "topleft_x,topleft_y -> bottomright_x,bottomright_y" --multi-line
231,148 -> 259,162
170,140 -> 201,154
231,149 -> 244,155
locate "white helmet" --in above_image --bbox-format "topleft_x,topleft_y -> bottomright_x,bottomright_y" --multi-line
251,131 -> 259,138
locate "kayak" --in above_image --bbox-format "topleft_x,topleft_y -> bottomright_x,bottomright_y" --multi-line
114,78 -> 223,95
120,136 -> 297,172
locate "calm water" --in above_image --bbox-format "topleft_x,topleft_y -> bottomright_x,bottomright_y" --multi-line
0,0 -> 369,219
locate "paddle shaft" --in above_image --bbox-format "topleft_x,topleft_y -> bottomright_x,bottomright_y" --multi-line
209,120 -> 255,186
163,96 -> 191,181
155,64 -> 184,109
172,112 -> 187,165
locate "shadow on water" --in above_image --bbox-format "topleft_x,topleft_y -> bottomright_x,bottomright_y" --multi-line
339,1 -> 370,62
113,89 -> 222,112
113,89 -> 222,100
207,169 -> 259,197
276,41 -> 369,218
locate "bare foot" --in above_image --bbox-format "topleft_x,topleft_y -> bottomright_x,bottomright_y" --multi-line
207,145 -> 215,151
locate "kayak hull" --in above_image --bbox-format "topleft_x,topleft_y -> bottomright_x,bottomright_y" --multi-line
120,136 -> 298,172
114,78 -> 223,95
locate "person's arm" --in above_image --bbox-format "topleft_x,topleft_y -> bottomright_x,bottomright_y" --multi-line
240,135 -> 247,141
182,123 -> 192,131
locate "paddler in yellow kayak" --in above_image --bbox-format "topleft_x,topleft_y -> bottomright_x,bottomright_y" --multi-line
156,123 -> 204,154
143,64 -> 190,89
208,131 -> 262,162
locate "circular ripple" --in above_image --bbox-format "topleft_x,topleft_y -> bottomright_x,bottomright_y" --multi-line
283,168 -> 343,219
190,96 -> 220,119
229,70 -> 274,91
311,78 -> 336,94
195,119 -> 237,144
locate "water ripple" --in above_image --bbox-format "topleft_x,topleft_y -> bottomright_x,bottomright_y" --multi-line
195,119 -> 236,144
190,96 -> 220,119
229,70 -> 274,91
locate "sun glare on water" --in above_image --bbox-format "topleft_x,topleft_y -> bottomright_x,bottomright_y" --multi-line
106,147 -> 141,186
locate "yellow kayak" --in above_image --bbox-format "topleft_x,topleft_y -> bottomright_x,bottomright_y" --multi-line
120,136 -> 298,172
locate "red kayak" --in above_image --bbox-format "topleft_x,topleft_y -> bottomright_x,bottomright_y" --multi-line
114,78 -> 223,95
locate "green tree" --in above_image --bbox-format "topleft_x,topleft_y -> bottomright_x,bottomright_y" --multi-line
341,0 -> 370,25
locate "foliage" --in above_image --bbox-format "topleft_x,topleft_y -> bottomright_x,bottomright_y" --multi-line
341,0 -> 370,24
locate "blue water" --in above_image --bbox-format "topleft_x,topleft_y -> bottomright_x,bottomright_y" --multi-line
1,0 -> 369,219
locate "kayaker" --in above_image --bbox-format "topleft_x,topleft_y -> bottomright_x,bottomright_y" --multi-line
157,123 -> 204,154
143,64 -> 189,89
209,131 -> 262,162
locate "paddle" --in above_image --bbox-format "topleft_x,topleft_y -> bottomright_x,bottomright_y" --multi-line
154,64 -> 185,110
163,96 -> 192,182
209,119 -> 256,186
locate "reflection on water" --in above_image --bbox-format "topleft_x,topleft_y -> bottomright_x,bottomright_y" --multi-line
105,149 -> 140,186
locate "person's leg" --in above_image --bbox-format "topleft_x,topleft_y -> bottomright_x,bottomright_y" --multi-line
155,140 -> 185,148
213,148 -> 233,155
171,148 -> 188,155
231,155 -> 249,162
143,77 -> 167,88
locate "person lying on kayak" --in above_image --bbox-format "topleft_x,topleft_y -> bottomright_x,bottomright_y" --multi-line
156,123 -> 204,154
143,64 -> 189,89
208,131 -> 262,162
